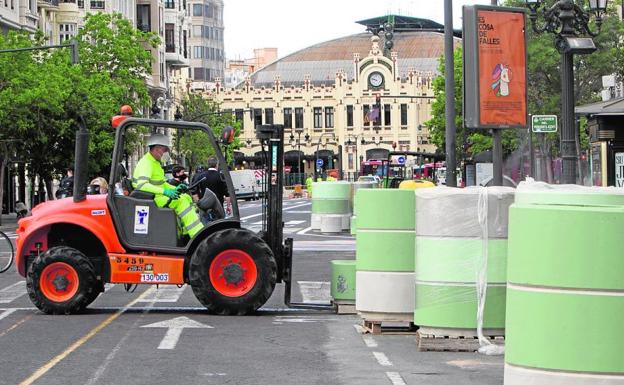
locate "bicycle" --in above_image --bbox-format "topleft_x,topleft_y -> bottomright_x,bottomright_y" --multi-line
0,230 -> 14,273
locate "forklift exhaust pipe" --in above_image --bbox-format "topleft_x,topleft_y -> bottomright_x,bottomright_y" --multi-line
73,117 -> 89,203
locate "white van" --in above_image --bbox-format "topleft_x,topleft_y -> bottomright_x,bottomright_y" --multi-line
230,170 -> 258,200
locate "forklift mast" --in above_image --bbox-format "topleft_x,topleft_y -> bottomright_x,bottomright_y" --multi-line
255,124 -> 289,281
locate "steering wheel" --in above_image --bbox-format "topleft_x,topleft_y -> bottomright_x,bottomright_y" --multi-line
178,176 -> 207,194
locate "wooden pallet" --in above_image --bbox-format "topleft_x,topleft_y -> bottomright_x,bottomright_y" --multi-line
417,331 -> 505,352
361,319 -> 418,335
334,301 -> 356,315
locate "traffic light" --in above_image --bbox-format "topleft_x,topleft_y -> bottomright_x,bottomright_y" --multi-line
383,22 -> 394,51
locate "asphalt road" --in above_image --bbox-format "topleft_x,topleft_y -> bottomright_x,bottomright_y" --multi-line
0,198 -> 504,385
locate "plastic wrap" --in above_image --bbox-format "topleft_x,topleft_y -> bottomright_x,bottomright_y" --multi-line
414,186 -> 514,354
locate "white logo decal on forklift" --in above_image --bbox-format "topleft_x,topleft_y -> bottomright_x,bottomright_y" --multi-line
134,205 -> 149,234
91,209 -> 106,216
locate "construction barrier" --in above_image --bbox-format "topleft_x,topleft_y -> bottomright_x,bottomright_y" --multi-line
355,189 -> 415,322
414,187 -> 514,346
311,182 -> 352,232
350,181 -> 377,235
505,182 -> 624,385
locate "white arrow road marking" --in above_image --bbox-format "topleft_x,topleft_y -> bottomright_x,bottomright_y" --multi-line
373,351 -> 393,366
386,372 -> 406,385
141,316 -> 213,350
0,308 -> 17,322
0,281 -> 26,303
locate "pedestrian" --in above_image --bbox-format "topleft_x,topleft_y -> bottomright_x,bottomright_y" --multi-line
168,165 -> 188,187
56,167 -> 74,199
87,177 -> 109,195
192,157 -> 231,214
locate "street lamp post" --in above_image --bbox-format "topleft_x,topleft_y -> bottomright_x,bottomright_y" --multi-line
315,132 -> 335,181
525,0 -> 607,184
346,134 -> 366,177
289,129 -> 309,185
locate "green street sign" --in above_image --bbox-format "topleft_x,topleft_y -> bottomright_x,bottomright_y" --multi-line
532,115 -> 558,133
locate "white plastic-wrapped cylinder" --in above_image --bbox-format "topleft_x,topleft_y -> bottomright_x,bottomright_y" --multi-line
505,182 -> 624,385
355,189 -> 415,321
350,181 -> 377,235
311,182 -> 352,232
414,186 -> 515,336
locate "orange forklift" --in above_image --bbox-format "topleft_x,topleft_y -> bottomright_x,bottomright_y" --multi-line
15,108 -> 324,314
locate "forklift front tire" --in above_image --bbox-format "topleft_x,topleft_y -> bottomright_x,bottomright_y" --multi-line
26,246 -> 97,315
189,228 -> 277,315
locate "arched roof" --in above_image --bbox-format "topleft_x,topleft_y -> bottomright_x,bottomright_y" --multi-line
243,31 -> 459,88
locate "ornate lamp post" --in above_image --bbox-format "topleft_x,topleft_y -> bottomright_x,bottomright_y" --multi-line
346,134 -> 366,177
525,0 -> 608,184
289,129 -> 309,184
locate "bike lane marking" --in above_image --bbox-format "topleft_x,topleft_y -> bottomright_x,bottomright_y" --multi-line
18,287 -> 156,385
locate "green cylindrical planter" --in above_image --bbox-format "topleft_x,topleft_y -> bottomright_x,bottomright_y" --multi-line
415,187 -> 514,334
331,260 -> 355,301
355,189 -> 416,318
505,183 -> 624,385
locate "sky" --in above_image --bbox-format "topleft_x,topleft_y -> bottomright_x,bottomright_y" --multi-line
223,0 -> 495,61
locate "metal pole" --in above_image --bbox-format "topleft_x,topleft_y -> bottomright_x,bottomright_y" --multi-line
492,129 -> 503,186
561,51 -> 577,184
444,0 -> 457,187
529,125 -> 535,177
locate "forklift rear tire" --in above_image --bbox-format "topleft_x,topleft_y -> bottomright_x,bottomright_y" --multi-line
26,246 -> 97,315
189,228 -> 277,315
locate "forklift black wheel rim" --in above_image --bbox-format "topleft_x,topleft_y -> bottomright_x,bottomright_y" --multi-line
39,262 -> 79,302
209,249 -> 258,297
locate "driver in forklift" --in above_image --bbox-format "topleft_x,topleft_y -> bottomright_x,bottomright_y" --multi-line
132,133 -> 204,238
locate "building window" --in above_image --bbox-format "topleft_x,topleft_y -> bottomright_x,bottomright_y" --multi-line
283,108 -> 292,129
204,3 -> 213,18
346,105 -> 353,127
137,4 -> 151,32
384,104 -> 391,126
59,23 -> 76,42
363,105 -> 370,128
295,108 -> 304,129
400,104 -> 407,126
324,107 -> 334,129
192,3 -> 202,16
192,25 -> 202,37
313,107 -> 322,129
265,108 -> 274,125
348,153 -> 353,170
253,109 -> 263,128
164,0 -> 174,9
193,67 -> 204,80
90,0 -> 104,9
235,109 -> 244,129
77,0 -> 84,7
165,23 -> 175,53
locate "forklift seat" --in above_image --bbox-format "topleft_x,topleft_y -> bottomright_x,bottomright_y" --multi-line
112,194 -> 179,248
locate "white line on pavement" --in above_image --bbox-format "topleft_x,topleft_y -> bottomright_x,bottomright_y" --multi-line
385,372 -> 407,385
363,335 -> 378,348
285,220 -> 306,225
240,202 -> 311,221
373,351 -> 393,366
0,281 -> 26,303
0,308 -> 18,322
136,285 -> 185,303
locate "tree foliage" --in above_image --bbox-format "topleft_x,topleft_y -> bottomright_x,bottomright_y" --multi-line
426,1 -> 624,161
0,12 -> 158,205
177,93 -> 241,172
